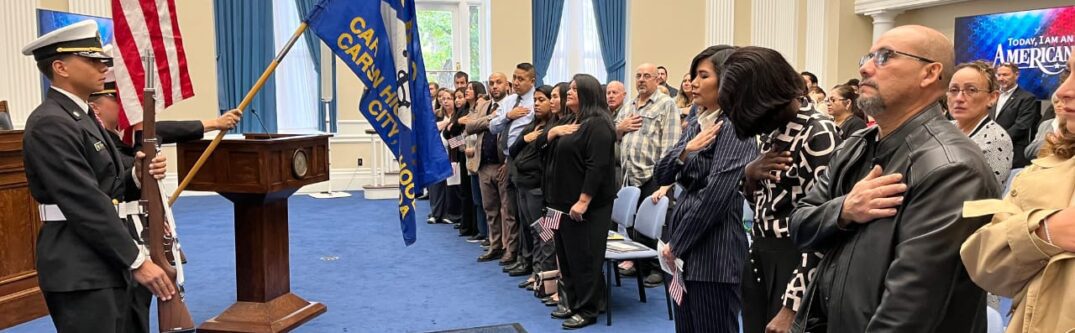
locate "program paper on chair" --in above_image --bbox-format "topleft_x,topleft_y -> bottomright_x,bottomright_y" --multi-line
177,133 -> 331,332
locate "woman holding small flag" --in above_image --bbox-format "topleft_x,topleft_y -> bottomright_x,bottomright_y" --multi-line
539,74 -> 617,329
653,45 -> 758,332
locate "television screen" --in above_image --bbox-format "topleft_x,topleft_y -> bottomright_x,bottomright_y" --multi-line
955,6 -> 1075,100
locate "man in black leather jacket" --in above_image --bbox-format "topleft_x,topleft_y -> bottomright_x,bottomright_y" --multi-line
789,25 -> 1000,332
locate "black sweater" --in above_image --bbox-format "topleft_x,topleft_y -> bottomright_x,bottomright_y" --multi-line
540,116 -> 617,211
510,121 -> 546,189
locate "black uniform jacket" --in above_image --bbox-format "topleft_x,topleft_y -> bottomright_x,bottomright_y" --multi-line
789,106 -> 1000,333
23,89 -> 142,292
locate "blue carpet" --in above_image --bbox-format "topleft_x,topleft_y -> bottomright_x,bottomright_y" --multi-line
7,194 -> 674,333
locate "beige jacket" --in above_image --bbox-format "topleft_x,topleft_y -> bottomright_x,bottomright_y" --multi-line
464,99 -> 499,173
961,154 -> 1075,333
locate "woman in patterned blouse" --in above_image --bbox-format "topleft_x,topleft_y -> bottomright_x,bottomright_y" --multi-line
717,47 -> 841,333
947,60 -> 1013,187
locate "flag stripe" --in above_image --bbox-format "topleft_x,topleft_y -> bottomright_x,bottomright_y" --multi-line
163,0 -> 194,98
110,0 -> 194,142
136,0 -> 175,106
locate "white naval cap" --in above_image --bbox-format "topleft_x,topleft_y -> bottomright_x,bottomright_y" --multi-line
21,20 -> 112,65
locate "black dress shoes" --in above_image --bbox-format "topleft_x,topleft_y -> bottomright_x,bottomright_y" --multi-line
518,280 -> 532,289
561,314 -> 596,330
498,256 -> 516,266
477,250 -> 503,262
508,265 -> 532,277
551,305 -> 573,319
503,261 -> 521,272
542,297 -> 558,307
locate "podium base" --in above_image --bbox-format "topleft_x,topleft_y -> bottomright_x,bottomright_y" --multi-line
197,292 -> 326,333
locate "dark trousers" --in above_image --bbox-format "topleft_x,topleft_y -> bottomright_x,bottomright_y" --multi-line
445,184 -> 462,222
554,203 -> 612,319
516,186 -> 544,268
741,237 -> 801,333
673,281 -> 741,333
628,177 -> 661,275
513,184 -> 539,264
456,166 -> 477,236
428,180 -> 447,221
129,285 -> 151,333
44,286 -> 137,333
470,174 -> 488,237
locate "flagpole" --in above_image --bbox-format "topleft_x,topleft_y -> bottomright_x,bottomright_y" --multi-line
169,22 -> 309,205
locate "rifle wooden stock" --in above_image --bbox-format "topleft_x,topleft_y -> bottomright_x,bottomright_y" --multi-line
142,78 -> 196,333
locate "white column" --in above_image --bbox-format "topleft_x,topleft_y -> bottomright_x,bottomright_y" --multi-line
804,0 -> 828,87
751,0 -> 799,64
866,10 -> 902,42
69,0 -> 111,17
705,0 -> 735,46
0,1 -> 43,129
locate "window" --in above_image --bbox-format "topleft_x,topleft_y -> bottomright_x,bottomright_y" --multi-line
273,0 -> 319,133
545,0 -> 606,84
416,0 -> 488,89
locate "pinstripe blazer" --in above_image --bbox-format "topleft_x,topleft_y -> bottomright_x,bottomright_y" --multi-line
654,113 -> 758,283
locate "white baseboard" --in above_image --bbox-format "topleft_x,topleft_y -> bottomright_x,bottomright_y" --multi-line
164,168 -> 385,197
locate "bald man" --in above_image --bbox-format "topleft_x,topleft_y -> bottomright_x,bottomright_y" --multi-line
615,63 -> 680,287
606,81 -> 626,116
789,25 -> 998,332
466,72 -> 517,263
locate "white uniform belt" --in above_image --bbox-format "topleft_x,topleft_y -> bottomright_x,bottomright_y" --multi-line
38,202 -> 141,222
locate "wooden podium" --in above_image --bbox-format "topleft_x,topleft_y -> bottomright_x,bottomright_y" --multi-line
0,130 -> 49,330
177,133 -> 331,332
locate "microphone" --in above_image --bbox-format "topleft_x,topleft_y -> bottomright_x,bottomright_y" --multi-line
246,108 -> 273,137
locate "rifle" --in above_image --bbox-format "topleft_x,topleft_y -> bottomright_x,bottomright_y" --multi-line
140,50 -> 196,333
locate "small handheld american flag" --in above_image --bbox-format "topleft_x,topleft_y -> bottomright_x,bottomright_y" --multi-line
669,271 -> 686,305
538,208 -> 565,242
447,135 -> 465,149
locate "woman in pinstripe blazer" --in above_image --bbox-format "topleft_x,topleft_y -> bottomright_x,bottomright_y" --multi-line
654,45 -> 758,333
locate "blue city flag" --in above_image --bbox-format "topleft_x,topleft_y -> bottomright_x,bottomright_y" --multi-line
305,0 -> 452,245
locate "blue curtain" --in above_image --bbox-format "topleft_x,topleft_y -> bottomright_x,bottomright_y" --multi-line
532,0 -> 565,86
295,0 -> 337,132
592,0 -> 626,83
214,0 -> 277,133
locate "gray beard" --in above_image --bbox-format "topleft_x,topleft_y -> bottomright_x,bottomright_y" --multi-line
858,95 -> 886,117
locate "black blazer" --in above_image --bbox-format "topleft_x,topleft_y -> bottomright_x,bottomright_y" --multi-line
23,89 -> 142,292
992,86 -> 1040,167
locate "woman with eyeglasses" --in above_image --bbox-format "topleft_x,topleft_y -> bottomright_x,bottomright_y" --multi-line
719,46 -> 840,333
826,84 -> 869,140
947,60 -> 1013,187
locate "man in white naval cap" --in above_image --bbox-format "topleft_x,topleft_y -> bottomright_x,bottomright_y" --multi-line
21,20 -> 173,333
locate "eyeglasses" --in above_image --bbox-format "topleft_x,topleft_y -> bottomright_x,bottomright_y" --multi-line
946,86 -> 987,97
634,73 -> 654,81
860,48 -> 937,67
824,97 -> 847,104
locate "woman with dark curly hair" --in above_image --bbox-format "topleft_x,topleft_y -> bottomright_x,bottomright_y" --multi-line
717,46 -> 840,333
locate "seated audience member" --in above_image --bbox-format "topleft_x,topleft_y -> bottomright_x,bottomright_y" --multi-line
961,56 -> 1075,333
947,61 -> 1014,187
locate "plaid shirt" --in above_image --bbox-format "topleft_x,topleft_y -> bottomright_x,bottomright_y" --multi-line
616,92 -> 680,186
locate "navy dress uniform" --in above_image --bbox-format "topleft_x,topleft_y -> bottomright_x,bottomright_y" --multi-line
21,20 -> 150,333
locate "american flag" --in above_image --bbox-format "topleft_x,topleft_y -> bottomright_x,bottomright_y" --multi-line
669,271 -> 686,305
447,135 -> 465,149
110,0 -> 194,143
538,208 -> 565,242
536,217 -> 552,242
